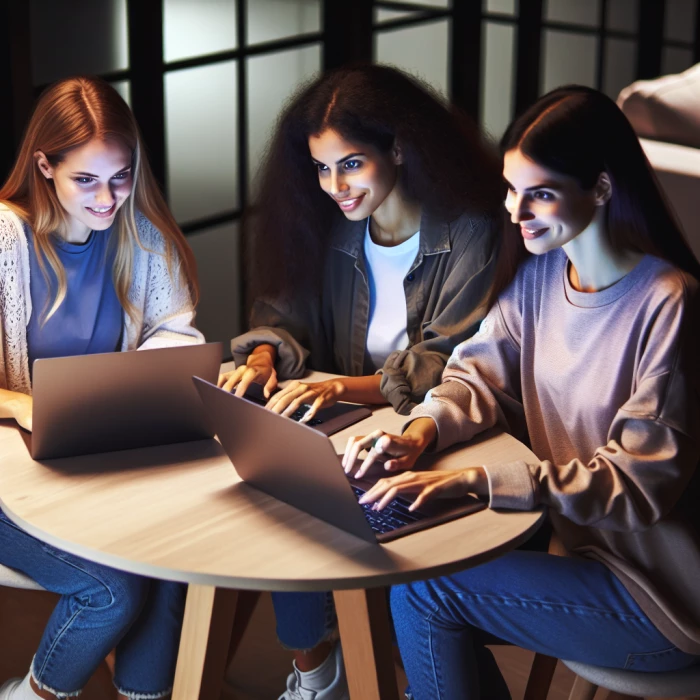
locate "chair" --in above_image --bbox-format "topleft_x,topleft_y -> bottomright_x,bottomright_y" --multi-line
562,658 -> 700,700
0,564 -> 45,591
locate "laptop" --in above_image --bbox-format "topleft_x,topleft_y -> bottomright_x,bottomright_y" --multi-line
193,377 -> 486,544
31,342 -> 223,460
242,382 -> 372,436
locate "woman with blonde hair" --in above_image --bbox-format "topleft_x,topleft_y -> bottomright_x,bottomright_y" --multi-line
0,76 -> 200,700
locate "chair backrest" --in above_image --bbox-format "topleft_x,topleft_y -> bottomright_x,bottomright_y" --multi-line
0,563 -> 46,591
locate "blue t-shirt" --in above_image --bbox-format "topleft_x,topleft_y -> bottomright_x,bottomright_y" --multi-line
26,226 -> 123,371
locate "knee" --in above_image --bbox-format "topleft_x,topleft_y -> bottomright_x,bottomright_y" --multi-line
79,570 -> 149,624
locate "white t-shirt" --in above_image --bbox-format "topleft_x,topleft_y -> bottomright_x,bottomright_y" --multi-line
363,220 -> 420,370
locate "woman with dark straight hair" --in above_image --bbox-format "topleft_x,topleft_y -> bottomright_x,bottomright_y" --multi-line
220,64 -> 503,699
348,86 -> 700,699
0,76 -> 201,700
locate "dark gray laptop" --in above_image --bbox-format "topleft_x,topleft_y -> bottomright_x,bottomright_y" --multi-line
193,377 -> 485,544
31,342 -> 222,460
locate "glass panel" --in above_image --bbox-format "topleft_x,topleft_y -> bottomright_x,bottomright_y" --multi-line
247,0 -> 321,44
664,0 -> 697,43
480,21 -> 515,140
606,0 -> 638,33
375,20 -> 451,98
164,0 -> 237,63
486,0 -> 518,15
603,38 -> 636,99
31,0 -> 128,84
165,62 -> 238,223
111,80 -> 132,107
662,46 -> 695,75
545,0 -> 600,26
376,8 -> 424,23
247,45 -> 322,188
186,222 -> 241,343
542,30 -> 598,93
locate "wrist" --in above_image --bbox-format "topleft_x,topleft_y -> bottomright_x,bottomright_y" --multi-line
331,379 -> 347,399
404,418 -> 437,451
250,344 -> 276,362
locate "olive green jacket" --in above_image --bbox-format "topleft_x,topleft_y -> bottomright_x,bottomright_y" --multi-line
231,210 -> 498,414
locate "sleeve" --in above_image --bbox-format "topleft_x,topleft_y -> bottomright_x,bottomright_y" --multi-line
407,280 -> 526,449
484,284 -> 700,531
135,219 -> 204,349
380,216 -> 500,414
230,295 -> 314,379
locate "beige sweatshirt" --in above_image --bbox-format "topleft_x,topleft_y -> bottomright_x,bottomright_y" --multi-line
410,248 -> 700,654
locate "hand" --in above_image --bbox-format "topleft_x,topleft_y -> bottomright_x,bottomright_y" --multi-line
218,352 -> 277,398
265,379 -> 346,423
358,467 -> 488,512
342,418 -> 437,478
11,394 -> 33,432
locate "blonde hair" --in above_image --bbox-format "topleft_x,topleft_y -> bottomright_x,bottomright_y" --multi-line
0,76 -> 199,322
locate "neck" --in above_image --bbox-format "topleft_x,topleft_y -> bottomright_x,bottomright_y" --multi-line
369,188 -> 421,246
564,213 -> 643,292
59,218 -> 92,245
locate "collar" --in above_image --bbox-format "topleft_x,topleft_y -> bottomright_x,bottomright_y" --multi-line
330,210 -> 452,259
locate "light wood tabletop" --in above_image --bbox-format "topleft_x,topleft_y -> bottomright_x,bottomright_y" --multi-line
0,369 -> 545,700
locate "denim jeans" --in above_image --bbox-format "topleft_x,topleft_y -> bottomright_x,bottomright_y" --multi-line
271,591 -> 337,650
0,510 -> 185,699
391,550 -> 700,700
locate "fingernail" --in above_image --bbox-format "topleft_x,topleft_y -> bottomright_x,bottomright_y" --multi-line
358,495 -> 367,504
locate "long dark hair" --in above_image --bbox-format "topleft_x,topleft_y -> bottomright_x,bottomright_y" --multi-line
488,85 -> 700,307
246,63 -> 502,301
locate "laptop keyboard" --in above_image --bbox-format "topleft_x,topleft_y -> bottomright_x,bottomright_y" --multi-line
351,486 -> 424,534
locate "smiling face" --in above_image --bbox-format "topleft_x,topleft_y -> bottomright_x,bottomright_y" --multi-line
308,129 -> 400,221
503,148 -> 602,255
36,137 -> 133,242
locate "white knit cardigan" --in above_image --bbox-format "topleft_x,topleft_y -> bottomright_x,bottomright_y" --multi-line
0,204 -> 204,395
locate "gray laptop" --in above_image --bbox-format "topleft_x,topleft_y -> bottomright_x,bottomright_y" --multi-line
31,342 -> 222,460
193,377 -> 485,544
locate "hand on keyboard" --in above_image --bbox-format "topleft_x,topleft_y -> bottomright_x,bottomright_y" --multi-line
265,378 -> 346,424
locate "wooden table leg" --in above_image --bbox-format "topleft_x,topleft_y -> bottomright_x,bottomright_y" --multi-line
172,584 -> 238,700
334,587 -> 400,700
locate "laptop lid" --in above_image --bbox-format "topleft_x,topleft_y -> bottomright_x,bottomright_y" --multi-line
32,342 -> 222,460
193,376 -> 378,543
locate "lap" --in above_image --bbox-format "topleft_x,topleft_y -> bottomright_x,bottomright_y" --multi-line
392,551 -> 698,672
0,508 -> 147,601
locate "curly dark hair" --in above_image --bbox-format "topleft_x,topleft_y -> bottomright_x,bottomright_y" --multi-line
245,63 -> 503,301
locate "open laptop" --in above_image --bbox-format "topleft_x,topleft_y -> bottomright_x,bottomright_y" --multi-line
242,382 -> 371,436
193,377 -> 485,544
31,342 -> 223,460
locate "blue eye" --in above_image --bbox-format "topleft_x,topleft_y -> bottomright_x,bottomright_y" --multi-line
74,177 -> 94,185
344,160 -> 361,170
112,171 -> 130,180
533,190 -> 554,201
315,163 -> 329,173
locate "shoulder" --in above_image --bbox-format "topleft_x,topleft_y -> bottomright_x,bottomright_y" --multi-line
0,206 -> 28,257
440,210 -> 499,262
132,210 -> 168,254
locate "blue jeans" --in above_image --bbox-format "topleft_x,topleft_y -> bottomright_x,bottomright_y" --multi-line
391,551 -> 700,700
0,510 -> 185,698
271,591 -> 336,650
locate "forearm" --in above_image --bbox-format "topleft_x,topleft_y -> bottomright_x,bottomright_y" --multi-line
336,375 -> 386,405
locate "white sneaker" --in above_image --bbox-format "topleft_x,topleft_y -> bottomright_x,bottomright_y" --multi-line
278,642 -> 349,700
0,674 -> 39,700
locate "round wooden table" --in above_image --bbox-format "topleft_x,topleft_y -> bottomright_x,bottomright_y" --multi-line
0,371 -> 544,699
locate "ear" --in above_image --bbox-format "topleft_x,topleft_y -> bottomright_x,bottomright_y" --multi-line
392,141 -> 403,166
594,172 -> 612,206
34,151 -> 54,180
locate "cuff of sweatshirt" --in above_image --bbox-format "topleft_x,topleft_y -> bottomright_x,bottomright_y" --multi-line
230,328 -> 308,378
483,460 -> 538,510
